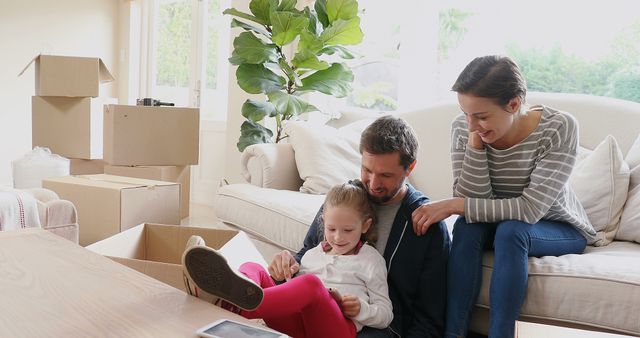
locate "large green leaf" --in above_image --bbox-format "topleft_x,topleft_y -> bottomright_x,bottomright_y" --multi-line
271,12 -> 309,46
267,91 -> 318,118
303,7 -> 321,35
249,0 -> 277,25
314,0 -> 329,28
236,64 -> 286,94
298,30 -> 324,54
299,63 -> 354,97
237,120 -> 274,152
277,0 -> 297,12
228,32 -> 279,65
292,49 -> 330,70
230,18 -> 270,38
223,8 -> 267,26
319,45 -> 358,59
320,17 -> 363,46
241,99 -> 277,122
326,0 -> 358,24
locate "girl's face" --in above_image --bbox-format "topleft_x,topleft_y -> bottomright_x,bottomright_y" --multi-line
323,205 -> 372,255
458,93 -> 521,149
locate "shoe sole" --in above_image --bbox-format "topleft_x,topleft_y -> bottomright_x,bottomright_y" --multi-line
184,247 -> 263,311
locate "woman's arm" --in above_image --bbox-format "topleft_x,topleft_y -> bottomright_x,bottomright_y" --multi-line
451,117 -> 493,199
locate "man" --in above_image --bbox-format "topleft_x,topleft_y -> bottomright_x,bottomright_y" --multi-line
269,115 -> 451,337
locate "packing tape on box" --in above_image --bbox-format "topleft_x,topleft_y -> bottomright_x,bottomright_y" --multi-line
75,175 -> 158,189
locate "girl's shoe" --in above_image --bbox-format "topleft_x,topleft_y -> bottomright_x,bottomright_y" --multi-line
182,236 -> 263,311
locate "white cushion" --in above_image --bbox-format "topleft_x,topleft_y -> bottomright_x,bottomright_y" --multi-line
215,184 -> 324,251
283,120 -> 370,194
477,241 -> 640,334
569,135 -> 630,245
626,134 -> 640,169
617,135 -> 640,243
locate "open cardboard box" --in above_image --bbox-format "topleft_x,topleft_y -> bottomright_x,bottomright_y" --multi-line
19,54 -> 114,97
86,223 -> 268,292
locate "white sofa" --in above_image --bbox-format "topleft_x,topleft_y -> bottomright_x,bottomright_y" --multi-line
215,92 -> 640,335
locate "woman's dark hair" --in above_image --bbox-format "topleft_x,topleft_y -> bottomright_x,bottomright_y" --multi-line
451,55 -> 527,107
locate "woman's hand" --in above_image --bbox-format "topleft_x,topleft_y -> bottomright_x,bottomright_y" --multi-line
341,295 -> 361,318
468,131 -> 484,150
412,198 -> 464,235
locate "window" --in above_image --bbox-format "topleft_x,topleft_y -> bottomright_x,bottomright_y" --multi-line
145,0 -> 230,120
341,0 -> 640,114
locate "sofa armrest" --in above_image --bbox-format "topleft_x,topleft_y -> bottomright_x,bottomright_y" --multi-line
241,143 -> 303,191
22,188 -> 79,244
40,199 -> 79,244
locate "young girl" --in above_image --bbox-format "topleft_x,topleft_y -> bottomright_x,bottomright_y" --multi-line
183,180 -> 393,338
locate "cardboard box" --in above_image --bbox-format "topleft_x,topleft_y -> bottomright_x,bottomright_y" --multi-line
103,105 -> 200,166
19,54 -> 114,97
32,96 -> 117,159
104,165 -> 190,218
69,159 -> 107,175
43,174 -> 180,246
86,223 -> 268,292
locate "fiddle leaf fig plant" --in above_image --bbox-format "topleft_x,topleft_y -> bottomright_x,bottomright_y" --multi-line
224,0 -> 364,151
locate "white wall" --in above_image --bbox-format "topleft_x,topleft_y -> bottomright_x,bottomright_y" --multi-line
0,0 -> 120,186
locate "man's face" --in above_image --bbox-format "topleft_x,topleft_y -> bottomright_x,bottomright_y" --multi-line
361,151 -> 413,204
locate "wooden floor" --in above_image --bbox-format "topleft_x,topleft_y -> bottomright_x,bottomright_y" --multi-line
180,203 -> 285,263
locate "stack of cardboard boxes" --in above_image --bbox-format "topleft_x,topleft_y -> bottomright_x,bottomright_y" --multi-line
23,54 -> 200,246
20,54 -> 116,170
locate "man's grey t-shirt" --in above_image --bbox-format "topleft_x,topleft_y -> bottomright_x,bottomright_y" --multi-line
374,201 -> 402,256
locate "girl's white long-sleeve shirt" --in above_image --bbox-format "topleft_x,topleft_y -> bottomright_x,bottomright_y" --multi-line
299,243 -> 393,331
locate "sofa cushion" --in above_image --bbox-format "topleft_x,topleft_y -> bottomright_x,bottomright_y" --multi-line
478,241 -> 640,334
283,119 -> 372,195
283,121 -> 360,195
626,134 -> 640,169
569,135 -> 630,245
617,135 -> 640,243
216,183 -> 324,251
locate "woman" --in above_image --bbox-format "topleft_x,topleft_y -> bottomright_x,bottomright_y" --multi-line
411,55 -> 596,338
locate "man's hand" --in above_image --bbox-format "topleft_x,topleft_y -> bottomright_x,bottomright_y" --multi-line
267,250 -> 300,282
468,131 -> 484,150
412,198 -> 464,235
341,294 -> 361,318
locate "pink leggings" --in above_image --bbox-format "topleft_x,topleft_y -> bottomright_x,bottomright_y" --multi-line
238,262 -> 356,338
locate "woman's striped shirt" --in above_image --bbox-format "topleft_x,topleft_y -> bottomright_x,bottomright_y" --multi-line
451,105 -> 596,243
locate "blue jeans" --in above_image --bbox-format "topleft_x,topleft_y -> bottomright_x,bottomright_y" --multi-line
445,217 -> 586,338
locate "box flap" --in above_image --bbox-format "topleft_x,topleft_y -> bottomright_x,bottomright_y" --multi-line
98,59 -> 115,83
18,54 -> 40,76
219,231 -> 268,271
86,223 -> 147,259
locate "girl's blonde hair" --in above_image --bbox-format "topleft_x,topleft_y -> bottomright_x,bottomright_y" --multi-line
322,179 -> 377,245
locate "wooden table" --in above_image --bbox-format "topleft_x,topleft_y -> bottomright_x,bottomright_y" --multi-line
0,229 -> 258,337
515,321 -> 634,338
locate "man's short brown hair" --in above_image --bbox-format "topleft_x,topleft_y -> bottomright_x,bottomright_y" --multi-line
359,115 -> 418,170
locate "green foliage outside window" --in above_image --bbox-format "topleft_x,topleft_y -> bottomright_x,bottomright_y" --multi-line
157,1 -> 191,88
